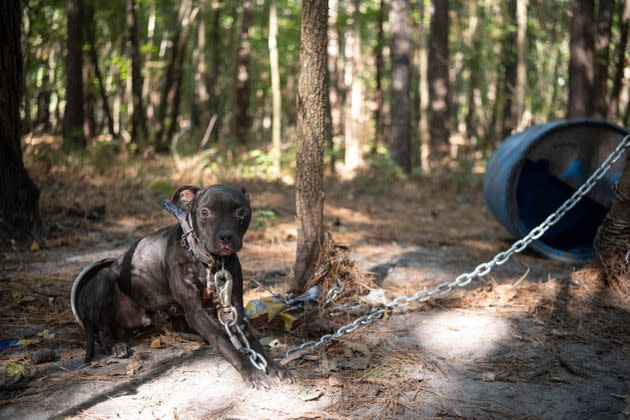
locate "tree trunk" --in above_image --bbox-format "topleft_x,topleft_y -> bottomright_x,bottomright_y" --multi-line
269,0 -> 282,173
63,0 -> 86,149
82,0 -> 115,137
143,4 -> 156,124
596,147 -> 630,296
464,2 -> 482,143
515,0 -> 527,126
417,0 -> 430,172
293,0 -> 329,293
128,0 -> 147,144
154,0 -> 197,151
209,4 -> 223,144
0,0 -> 43,250
374,0 -> 385,152
83,59 -> 97,138
428,0 -> 449,154
327,0 -> 340,173
568,0 -> 595,119
234,0 -> 253,144
593,0 -> 614,119
390,0 -> 412,173
500,0 -> 517,139
608,0 -> 629,120
343,0 -> 363,173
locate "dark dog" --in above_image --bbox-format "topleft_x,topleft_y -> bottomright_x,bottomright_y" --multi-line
73,184 -> 292,388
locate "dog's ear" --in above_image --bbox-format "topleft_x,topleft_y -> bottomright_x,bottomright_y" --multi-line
172,185 -> 202,210
241,186 -> 250,203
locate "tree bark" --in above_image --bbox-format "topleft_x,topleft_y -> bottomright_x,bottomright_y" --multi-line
428,0 -> 449,154
128,0 -> 147,144
608,0 -> 629,120
0,0 -> 43,250
593,0 -> 614,119
596,149 -> 630,296
293,0 -> 329,293
269,0 -> 282,173
500,0 -> 517,139
63,0 -> 86,149
81,0 -> 115,138
374,0 -> 385,152
390,0 -> 412,173
343,0 -> 363,173
515,0 -> 527,126
417,0 -> 430,172
154,0 -> 197,151
327,0 -> 340,173
568,0 -> 595,119
234,0 -> 253,144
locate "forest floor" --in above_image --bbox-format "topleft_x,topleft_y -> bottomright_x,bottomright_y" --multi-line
1,145 -> 629,419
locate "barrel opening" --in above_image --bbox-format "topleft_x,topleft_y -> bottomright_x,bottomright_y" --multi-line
515,158 -> 608,257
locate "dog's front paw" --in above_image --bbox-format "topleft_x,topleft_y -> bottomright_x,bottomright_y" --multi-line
242,366 -> 276,390
269,364 -> 294,384
111,342 -> 132,358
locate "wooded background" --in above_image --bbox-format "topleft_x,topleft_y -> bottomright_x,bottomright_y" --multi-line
18,0 -> 630,169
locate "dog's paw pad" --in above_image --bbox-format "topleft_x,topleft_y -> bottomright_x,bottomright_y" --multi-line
111,342 -> 132,358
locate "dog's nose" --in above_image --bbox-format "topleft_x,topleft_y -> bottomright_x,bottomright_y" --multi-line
217,231 -> 233,245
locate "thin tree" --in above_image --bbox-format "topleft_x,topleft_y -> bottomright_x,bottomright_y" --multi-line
593,0 -> 614,119
234,0 -> 253,144
515,0 -> 527,126
428,0 -> 449,154
327,0 -> 340,173
343,0 -> 363,173
128,0 -> 147,144
269,0 -> 282,173
293,0 -> 329,292
501,0 -> 517,139
608,0 -> 630,120
82,0 -> 115,137
154,0 -> 197,151
0,0 -> 43,250
390,0 -> 412,173
374,0 -> 385,152
417,0 -> 430,172
568,0 -> 595,119
63,0 -> 86,149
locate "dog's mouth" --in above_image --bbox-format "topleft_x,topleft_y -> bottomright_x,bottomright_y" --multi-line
213,244 -> 235,256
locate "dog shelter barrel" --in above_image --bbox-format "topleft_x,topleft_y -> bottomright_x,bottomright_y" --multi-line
483,120 -> 629,263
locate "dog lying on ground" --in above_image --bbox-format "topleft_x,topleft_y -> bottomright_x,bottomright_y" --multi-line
71,184 -> 292,388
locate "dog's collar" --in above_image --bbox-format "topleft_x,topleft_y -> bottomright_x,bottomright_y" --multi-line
160,199 -> 216,267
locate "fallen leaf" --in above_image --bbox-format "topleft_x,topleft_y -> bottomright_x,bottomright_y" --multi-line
150,338 -> 163,349
126,360 -> 142,376
481,371 -> 495,382
328,375 -> 343,387
30,241 -> 39,252
5,363 -> 31,378
37,329 -> 55,340
299,389 -> 324,401
337,357 -> 370,370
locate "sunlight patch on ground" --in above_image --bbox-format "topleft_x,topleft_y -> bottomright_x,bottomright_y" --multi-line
413,311 -> 511,358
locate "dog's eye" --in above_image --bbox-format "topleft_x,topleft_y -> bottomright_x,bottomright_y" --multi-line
234,208 -> 247,219
199,208 -> 211,218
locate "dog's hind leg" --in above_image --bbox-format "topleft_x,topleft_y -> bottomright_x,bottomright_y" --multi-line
84,321 -> 97,363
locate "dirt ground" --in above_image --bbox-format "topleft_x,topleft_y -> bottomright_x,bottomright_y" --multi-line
1,154 -> 630,419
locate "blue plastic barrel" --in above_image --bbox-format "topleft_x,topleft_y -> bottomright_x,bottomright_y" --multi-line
484,120 -> 628,263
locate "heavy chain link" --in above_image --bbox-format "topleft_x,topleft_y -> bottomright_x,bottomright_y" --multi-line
281,133 -> 630,361
210,264 -> 269,372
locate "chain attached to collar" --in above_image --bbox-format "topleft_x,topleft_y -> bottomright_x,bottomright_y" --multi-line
205,259 -> 268,372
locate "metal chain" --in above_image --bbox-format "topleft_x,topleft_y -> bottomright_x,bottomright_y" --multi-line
210,264 -> 269,372
281,133 -> 630,361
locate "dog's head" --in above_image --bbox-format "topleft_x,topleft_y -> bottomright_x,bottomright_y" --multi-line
172,184 -> 251,256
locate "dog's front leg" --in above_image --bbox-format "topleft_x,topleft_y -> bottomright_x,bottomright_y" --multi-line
171,284 -> 275,389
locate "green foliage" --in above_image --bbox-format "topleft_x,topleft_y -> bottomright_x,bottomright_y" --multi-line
251,208 -> 277,230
